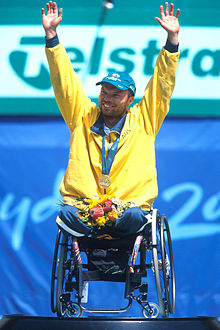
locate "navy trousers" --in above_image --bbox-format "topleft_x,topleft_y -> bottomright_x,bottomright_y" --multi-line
57,205 -> 150,238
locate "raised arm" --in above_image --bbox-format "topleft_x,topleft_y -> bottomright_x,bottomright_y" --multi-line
41,1 -> 63,39
138,2 -> 180,136
155,2 -> 180,44
42,2 -> 96,131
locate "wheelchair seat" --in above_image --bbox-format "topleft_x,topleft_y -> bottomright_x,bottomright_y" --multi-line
50,209 -> 175,319
77,234 -> 137,277
78,233 -> 137,250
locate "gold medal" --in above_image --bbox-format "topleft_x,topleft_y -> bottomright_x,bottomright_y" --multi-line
98,175 -> 111,189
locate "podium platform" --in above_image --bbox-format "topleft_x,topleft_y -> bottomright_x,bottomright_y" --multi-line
0,315 -> 219,330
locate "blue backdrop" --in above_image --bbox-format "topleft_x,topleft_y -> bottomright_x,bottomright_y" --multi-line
0,117 -> 219,317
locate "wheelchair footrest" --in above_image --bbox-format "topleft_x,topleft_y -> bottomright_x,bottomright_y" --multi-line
79,297 -> 133,314
82,270 -> 126,282
82,269 -> 146,283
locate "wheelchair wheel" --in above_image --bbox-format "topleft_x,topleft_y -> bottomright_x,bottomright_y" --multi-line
51,230 -> 84,318
151,210 -> 175,317
56,231 -> 70,317
50,229 -> 62,313
160,214 -> 175,314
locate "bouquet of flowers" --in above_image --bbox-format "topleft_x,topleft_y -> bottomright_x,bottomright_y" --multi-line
68,194 -> 136,229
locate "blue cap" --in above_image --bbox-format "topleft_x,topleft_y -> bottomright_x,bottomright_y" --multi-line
96,72 -> 136,96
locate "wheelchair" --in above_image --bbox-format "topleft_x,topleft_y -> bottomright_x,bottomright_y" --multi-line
50,209 -> 175,318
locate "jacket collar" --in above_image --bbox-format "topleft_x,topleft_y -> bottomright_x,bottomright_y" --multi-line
90,112 -> 127,136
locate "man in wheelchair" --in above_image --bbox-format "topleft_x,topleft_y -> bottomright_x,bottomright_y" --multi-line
42,1 -> 180,318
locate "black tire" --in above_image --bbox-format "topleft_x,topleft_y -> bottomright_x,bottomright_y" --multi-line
56,232 -> 69,317
50,229 -> 62,313
160,214 -> 176,314
151,210 -> 175,317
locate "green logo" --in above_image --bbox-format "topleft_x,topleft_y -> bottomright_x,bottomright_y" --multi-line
9,37 -> 51,90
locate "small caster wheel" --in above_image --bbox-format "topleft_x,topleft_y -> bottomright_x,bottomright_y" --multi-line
142,302 -> 160,318
66,302 -> 83,318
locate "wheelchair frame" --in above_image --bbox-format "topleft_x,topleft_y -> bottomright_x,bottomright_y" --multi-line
51,209 -> 175,318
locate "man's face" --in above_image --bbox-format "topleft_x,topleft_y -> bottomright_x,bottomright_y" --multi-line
99,83 -> 134,119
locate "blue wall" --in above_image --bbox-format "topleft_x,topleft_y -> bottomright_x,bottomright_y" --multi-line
0,117 -> 219,317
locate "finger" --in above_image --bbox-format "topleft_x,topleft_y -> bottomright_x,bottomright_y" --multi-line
46,3 -> 49,14
41,8 -> 45,17
58,8 -> 63,18
169,3 -> 174,16
155,17 -> 161,23
155,17 -> 163,26
160,5 -> 165,20
165,2 -> 169,16
53,2 -> 58,14
175,8 -> 180,18
49,1 -> 53,14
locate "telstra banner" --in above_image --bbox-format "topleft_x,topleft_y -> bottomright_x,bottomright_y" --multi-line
0,26 -> 219,116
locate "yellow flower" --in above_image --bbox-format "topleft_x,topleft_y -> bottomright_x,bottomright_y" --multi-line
89,199 -> 99,209
109,193 -> 115,199
107,212 -> 118,222
98,194 -> 110,204
85,198 -> 92,204
98,193 -> 116,205
96,216 -> 106,226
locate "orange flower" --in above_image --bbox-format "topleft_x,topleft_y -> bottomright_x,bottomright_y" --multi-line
107,212 -> 118,222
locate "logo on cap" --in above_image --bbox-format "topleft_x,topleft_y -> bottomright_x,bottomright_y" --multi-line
111,73 -> 120,78
96,71 -> 136,96
106,73 -> 122,82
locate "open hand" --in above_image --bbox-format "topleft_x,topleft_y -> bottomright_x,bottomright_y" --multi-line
155,2 -> 180,44
41,1 -> 63,38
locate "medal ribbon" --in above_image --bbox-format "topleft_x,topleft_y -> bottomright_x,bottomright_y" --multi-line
102,134 -> 120,175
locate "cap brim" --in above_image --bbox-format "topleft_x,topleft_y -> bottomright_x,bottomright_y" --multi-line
96,80 -> 129,91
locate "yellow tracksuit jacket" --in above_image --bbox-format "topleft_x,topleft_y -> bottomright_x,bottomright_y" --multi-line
46,43 -> 179,210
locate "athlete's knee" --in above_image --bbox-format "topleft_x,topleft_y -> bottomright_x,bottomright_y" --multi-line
121,207 -> 147,224
59,205 -> 79,221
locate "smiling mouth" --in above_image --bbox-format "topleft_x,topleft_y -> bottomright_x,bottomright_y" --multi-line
103,103 -> 112,110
